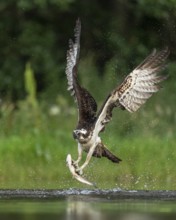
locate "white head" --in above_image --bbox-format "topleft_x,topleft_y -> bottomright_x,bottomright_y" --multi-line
73,129 -> 88,140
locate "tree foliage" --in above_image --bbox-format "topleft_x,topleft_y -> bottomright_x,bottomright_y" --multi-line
0,0 -> 175,100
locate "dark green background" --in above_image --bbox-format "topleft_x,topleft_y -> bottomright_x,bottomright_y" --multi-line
0,0 -> 175,100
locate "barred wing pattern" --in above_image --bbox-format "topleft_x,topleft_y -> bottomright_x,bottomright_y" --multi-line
66,19 -> 97,127
94,48 -> 169,135
118,48 -> 169,112
66,18 -> 81,99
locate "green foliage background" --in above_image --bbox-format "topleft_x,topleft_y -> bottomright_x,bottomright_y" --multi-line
0,0 -> 175,189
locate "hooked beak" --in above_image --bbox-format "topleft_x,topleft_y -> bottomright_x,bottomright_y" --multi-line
73,131 -> 77,139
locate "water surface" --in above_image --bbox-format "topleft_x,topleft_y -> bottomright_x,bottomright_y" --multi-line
0,189 -> 175,220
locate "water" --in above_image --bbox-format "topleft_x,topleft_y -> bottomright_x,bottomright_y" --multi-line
0,189 -> 175,220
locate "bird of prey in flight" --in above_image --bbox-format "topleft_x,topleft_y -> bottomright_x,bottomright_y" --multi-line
66,19 -> 169,186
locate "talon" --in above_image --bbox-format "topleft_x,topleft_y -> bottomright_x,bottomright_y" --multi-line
66,155 -> 79,170
75,168 -> 83,176
72,161 -> 79,169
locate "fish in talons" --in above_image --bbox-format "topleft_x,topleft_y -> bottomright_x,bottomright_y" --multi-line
66,154 -> 96,187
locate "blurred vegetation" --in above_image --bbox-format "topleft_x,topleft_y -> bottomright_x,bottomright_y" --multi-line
0,0 -> 175,189
0,0 -> 176,100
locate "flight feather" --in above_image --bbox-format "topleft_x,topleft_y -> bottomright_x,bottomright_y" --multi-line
94,47 -> 169,134
66,19 -> 97,127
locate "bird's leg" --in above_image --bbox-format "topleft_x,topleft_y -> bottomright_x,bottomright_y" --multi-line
73,143 -> 82,168
76,143 -> 96,175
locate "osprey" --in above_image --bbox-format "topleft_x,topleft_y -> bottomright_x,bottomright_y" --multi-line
66,19 -> 169,186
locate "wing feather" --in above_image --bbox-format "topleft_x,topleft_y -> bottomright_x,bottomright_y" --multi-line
66,19 -> 97,127
65,19 -> 81,98
130,89 -> 152,99
94,47 -> 169,134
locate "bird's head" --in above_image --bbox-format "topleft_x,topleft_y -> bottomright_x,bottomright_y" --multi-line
73,129 -> 88,141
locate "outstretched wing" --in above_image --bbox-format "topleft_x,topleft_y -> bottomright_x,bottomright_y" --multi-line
66,18 -> 81,99
66,19 -> 97,127
94,47 -> 169,135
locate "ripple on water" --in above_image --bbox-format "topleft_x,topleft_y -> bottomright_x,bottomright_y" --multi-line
0,189 -> 176,201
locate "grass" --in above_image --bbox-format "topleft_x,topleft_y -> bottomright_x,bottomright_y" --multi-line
0,95 -> 175,190
0,108 -> 175,190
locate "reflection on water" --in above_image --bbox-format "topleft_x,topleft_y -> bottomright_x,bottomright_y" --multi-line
67,200 -> 103,220
0,198 -> 175,220
66,198 -> 176,220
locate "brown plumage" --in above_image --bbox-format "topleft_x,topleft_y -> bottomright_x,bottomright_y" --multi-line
92,142 -> 122,163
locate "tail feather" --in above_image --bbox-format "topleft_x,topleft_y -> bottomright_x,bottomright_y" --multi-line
92,142 -> 122,163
